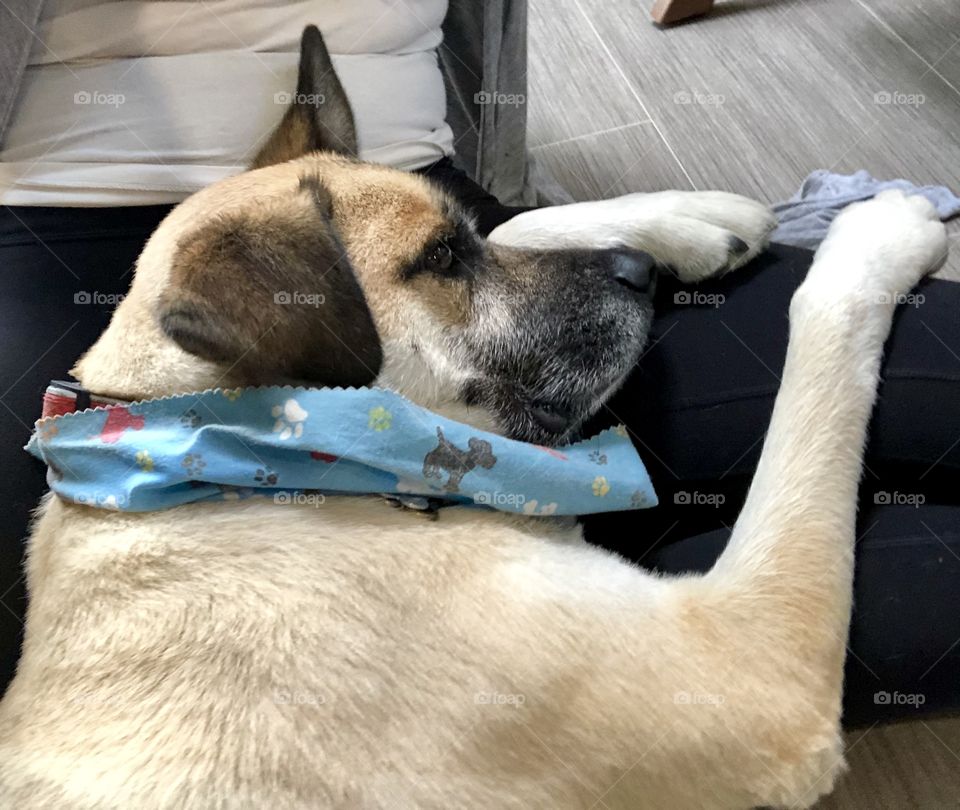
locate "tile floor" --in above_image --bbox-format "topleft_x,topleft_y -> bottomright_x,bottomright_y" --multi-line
528,0 -> 960,278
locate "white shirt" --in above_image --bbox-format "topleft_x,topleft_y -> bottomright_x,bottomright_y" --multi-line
0,0 -> 454,206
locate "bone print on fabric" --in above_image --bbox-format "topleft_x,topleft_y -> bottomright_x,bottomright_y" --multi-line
99,407 -> 145,444
272,399 -> 308,439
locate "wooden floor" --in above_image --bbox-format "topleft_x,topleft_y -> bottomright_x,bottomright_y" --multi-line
528,0 -> 960,279
528,2 -> 960,807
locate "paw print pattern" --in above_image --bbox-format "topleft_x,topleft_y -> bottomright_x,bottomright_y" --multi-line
40,424 -> 59,442
630,490 -> 651,509
181,453 -> 206,477
368,406 -> 392,431
222,388 -> 243,401
180,409 -> 201,429
592,476 -> 610,497
613,425 -> 628,438
589,450 -> 608,465
522,500 -> 559,516
135,450 -> 154,472
254,468 -> 279,487
272,399 -> 308,440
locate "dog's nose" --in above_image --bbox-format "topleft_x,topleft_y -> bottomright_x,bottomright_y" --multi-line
605,249 -> 656,294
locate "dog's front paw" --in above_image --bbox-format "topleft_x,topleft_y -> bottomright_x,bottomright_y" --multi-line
811,190 -> 948,298
612,190 -> 776,283
486,190 -> 776,282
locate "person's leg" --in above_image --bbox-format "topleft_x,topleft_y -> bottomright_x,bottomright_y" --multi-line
0,204 -> 172,694
601,242 -> 960,485
585,243 -> 959,538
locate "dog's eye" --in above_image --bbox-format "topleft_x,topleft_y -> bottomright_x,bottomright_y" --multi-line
425,241 -> 454,272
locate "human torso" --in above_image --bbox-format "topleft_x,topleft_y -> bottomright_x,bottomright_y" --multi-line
0,0 -> 453,205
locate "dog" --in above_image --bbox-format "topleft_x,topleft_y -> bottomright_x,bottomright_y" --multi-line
0,26 -> 948,809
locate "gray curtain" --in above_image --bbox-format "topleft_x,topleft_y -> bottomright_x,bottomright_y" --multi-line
0,0 -> 45,143
439,0 -> 536,205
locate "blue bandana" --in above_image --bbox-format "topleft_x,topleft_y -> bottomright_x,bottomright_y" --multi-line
27,386 -> 657,516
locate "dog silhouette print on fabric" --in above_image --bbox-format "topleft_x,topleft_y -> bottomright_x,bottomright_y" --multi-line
422,427 -> 497,493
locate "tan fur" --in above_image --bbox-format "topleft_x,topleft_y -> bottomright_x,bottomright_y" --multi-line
0,149 -> 947,810
71,157 -> 455,396
251,107 -> 319,170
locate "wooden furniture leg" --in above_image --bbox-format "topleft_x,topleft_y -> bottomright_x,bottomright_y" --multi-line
651,0 -> 715,24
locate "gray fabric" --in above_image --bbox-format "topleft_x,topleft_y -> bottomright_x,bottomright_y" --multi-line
0,0 -> 540,205
0,0 -> 44,143
440,0 -> 536,205
773,169 -> 960,250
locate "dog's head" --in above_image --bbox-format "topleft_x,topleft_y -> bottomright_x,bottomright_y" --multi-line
75,26 -> 655,446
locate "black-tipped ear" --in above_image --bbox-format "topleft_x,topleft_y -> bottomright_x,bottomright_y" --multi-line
158,178 -> 381,387
251,25 -> 358,168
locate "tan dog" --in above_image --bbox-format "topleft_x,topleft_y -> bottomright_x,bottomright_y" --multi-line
0,27 -> 948,809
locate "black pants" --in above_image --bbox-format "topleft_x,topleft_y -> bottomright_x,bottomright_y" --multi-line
3,164 -> 959,726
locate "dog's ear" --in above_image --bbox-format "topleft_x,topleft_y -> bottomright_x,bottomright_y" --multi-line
158,176 -> 381,387
252,25 -> 357,168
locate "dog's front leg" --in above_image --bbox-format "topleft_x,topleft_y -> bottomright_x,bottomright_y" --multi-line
693,191 -> 947,805
487,190 -> 777,282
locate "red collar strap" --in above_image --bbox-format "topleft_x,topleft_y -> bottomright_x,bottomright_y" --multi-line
42,380 -> 127,420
